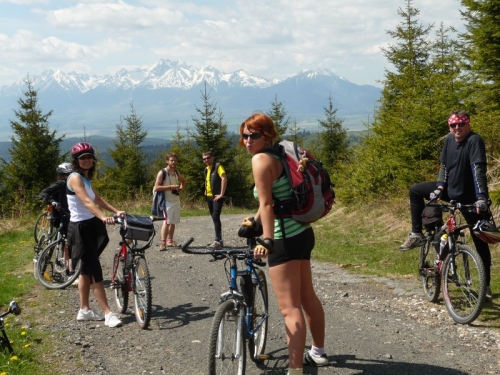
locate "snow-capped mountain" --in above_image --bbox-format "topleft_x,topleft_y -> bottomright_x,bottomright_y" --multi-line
0,59 -> 381,138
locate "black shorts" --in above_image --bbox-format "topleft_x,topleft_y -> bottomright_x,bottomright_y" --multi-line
67,216 -> 109,283
268,227 -> 315,267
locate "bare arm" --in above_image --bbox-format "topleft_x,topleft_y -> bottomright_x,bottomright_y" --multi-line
69,174 -> 124,223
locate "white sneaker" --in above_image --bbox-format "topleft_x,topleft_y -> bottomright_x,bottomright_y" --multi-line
76,309 -> 104,321
105,312 -> 123,328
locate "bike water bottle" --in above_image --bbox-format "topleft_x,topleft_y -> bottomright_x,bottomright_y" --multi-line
439,233 -> 448,256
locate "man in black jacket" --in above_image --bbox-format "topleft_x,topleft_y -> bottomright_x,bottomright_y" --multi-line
398,110 -> 492,299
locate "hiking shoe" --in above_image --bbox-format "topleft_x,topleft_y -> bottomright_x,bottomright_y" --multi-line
208,241 -> 222,250
304,352 -> 329,367
398,233 -> 425,251
77,309 -> 104,321
105,312 -> 123,328
486,286 -> 493,301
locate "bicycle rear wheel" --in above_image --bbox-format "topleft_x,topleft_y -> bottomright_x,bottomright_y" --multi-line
419,235 -> 441,302
208,299 -> 246,375
133,256 -> 152,329
37,241 -> 81,289
112,250 -> 129,314
248,268 -> 268,363
442,244 -> 486,324
34,211 -> 50,244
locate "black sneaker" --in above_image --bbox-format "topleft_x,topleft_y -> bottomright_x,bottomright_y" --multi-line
303,352 -> 329,367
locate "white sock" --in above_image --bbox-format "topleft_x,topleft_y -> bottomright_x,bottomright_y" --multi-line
310,345 -> 325,356
287,368 -> 303,375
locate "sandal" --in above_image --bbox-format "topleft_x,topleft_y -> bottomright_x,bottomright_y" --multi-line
166,240 -> 178,247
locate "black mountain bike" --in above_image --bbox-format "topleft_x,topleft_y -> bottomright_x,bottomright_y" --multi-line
1,301 -> 21,354
419,200 -> 487,324
181,237 -> 269,375
36,210 -> 81,289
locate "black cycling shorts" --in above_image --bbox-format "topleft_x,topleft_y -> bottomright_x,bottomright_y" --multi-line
67,216 -> 109,283
268,227 -> 315,267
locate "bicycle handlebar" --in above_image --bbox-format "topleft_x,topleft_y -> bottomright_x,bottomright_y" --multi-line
0,301 -> 21,319
181,237 -> 268,265
426,200 -> 477,214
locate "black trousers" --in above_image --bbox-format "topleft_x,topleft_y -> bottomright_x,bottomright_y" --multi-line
409,182 -> 491,285
206,197 -> 223,242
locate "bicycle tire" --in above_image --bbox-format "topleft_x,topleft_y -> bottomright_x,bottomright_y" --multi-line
133,256 -> 152,329
442,244 -> 486,324
112,251 -> 129,314
419,236 -> 441,302
208,299 -> 246,375
33,234 -> 47,280
36,241 -> 81,289
247,268 -> 268,363
34,211 -> 50,244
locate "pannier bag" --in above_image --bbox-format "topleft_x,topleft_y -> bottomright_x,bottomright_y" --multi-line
422,205 -> 443,230
121,214 -> 154,242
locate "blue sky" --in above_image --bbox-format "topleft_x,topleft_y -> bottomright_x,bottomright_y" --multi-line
0,0 -> 465,88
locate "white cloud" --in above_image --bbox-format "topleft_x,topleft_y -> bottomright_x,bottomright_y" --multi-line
0,0 -> 465,86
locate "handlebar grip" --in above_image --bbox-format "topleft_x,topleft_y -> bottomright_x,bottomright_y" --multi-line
181,237 -> 195,253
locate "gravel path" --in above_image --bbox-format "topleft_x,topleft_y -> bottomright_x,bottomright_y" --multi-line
30,214 -> 500,374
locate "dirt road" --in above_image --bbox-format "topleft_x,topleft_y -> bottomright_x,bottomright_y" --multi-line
34,214 -> 500,374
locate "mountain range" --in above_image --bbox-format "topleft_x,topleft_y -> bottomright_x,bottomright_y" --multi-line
0,59 -> 381,138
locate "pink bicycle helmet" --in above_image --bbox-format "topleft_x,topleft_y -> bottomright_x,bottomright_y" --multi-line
71,142 -> 95,159
473,220 -> 500,244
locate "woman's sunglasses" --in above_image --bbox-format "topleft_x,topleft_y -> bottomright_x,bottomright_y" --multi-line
242,133 -> 262,140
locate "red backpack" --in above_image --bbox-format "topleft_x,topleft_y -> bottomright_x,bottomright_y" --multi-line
267,140 -> 335,225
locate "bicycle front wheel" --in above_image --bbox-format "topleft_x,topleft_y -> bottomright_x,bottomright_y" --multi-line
442,244 -> 486,324
112,251 -> 129,314
208,299 -> 246,375
248,268 -> 268,363
36,241 -> 81,289
34,211 -> 50,244
133,257 -> 152,329
419,236 -> 441,302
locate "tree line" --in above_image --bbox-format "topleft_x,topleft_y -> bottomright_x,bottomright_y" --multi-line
0,81 -> 347,218
1,0 -> 499,217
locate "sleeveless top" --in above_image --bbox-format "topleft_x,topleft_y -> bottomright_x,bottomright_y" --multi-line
163,169 -> 181,204
66,172 -> 95,222
254,173 -> 310,240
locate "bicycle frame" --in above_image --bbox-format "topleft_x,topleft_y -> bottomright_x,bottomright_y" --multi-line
221,254 -> 269,341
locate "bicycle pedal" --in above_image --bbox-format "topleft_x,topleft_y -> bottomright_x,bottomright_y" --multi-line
255,354 -> 269,361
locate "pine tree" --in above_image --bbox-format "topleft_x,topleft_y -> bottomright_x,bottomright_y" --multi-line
0,77 -> 63,215
317,94 -> 349,174
459,0 -> 500,157
267,95 -> 291,140
101,102 -> 149,200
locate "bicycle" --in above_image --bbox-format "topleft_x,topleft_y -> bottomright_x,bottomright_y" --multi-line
34,203 -> 58,245
33,202 -> 60,280
0,301 -> 21,354
111,214 -> 162,329
181,236 -> 270,375
36,210 -> 82,289
419,200 -> 487,324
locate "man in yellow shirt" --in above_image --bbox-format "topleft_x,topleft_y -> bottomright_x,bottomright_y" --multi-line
203,151 -> 227,249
